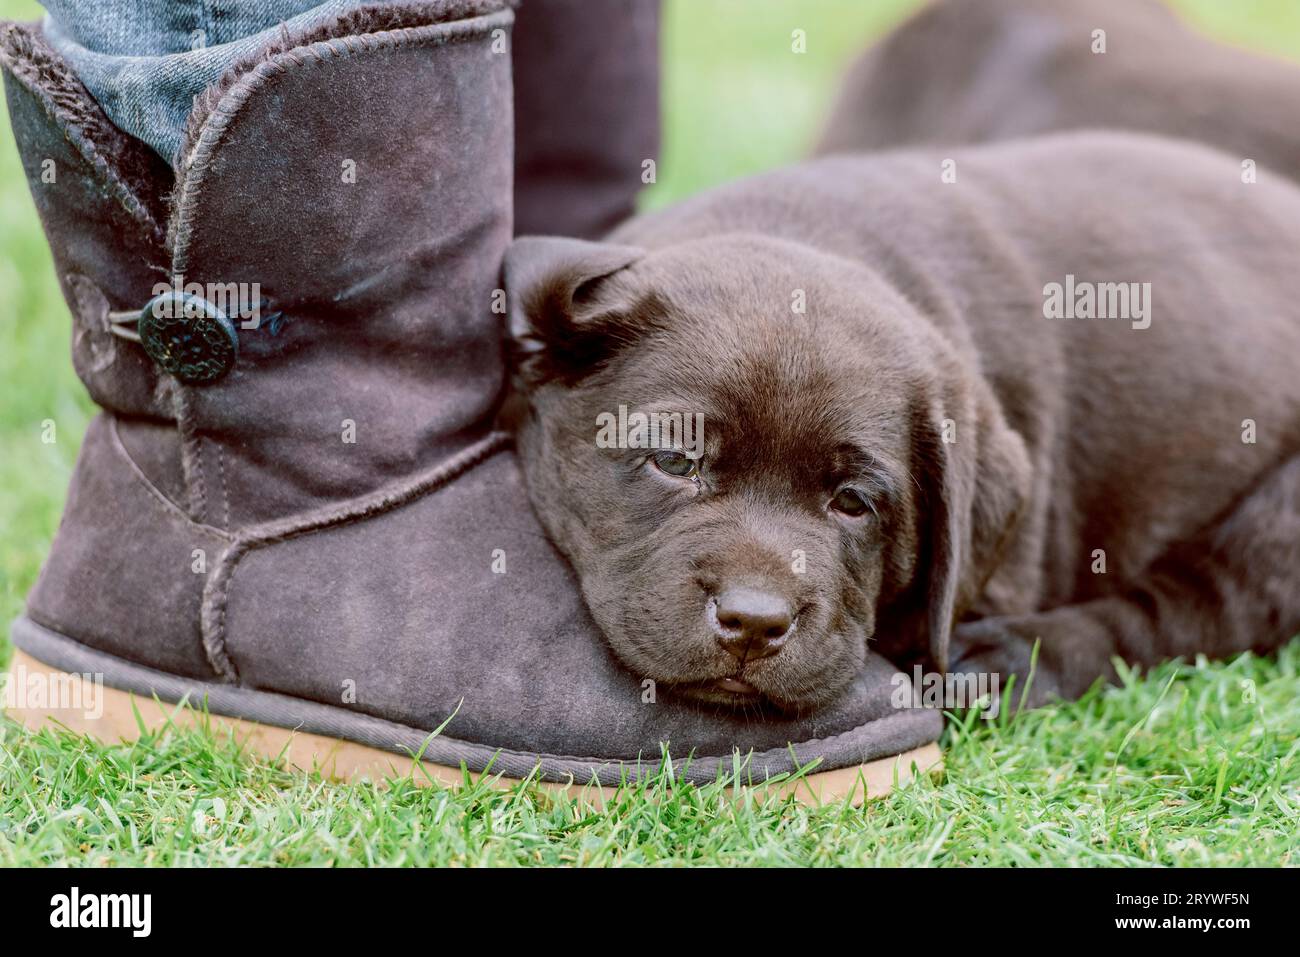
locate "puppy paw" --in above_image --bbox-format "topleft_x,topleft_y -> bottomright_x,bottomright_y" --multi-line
950,616 -> 1065,710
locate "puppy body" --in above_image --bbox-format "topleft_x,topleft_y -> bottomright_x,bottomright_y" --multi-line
508,132 -> 1300,708
818,0 -> 1300,181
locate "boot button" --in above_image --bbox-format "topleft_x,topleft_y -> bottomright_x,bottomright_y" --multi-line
138,291 -> 238,385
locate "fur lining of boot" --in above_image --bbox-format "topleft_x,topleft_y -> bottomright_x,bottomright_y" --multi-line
175,0 -> 515,177
0,21 -> 172,241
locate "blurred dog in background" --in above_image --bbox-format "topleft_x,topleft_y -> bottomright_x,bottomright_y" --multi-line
819,0 -> 1300,181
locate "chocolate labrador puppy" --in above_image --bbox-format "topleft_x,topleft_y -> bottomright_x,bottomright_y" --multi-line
820,0 -> 1300,181
505,131 -> 1300,712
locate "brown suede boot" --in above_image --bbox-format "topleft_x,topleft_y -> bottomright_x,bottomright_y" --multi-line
512,0 -> 661,238
1,1 -> 941,800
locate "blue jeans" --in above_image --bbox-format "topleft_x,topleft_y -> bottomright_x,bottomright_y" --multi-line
40,1 -> 379,161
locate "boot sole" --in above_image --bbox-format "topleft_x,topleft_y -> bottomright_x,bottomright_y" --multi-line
5,618 -> 943,806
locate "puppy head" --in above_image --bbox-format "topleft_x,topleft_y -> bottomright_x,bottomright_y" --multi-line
505,233 -> 1029,712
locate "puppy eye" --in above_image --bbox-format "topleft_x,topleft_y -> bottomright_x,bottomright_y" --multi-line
651,450 -> 699,478
830,487 -> 871,517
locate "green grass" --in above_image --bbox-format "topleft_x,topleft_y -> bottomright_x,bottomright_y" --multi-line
4,647 -> 1296,866
2,0 -> 1299,867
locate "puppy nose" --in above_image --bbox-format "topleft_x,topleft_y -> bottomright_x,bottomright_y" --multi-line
710,586 -> 794,662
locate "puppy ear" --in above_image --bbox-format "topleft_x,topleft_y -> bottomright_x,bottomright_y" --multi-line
920,382 -> 1031,672
503,236 -> 646,385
